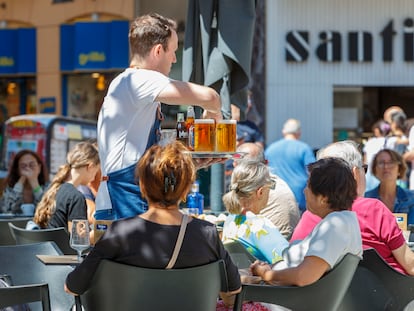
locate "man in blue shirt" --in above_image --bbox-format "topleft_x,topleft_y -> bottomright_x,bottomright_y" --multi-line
265,119 -> 315,213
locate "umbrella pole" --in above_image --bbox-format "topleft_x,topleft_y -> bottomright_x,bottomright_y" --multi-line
210,163 -> 225,214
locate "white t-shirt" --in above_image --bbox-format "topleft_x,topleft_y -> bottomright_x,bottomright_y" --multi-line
95,68 -> 171,211
274,211 -> 362,270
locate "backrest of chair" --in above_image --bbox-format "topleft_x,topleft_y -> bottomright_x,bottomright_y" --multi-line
0,218 -> 32,245
358,248 -> 414,310
223,239 -> 256,269
234,253 -> 360,311
0,242 -> 76,311
0,283 -> 51,311
337,265 -> 395,311
81,259 -> 225,311
8,222 -> 76,254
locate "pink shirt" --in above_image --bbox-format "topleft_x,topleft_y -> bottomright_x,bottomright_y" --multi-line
291,197 -> 407,274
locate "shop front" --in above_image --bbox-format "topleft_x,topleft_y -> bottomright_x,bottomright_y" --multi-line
266,0 -> 414,149
60,20 -> 129,121
0,28 -> 36,123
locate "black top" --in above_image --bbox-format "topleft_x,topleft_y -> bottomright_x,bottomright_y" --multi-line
47,183 -> 87,230
66,216 -> 241,294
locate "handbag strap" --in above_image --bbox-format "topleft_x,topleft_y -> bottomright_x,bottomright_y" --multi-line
166,214 -> 189,269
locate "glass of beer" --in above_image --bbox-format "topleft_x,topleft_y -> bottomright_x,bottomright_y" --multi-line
194,119 -> 215,152
216,120 -> 237,152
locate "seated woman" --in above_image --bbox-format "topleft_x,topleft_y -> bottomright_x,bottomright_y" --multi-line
33,141 -> 100,234
222,160 -> 290,264
250,157 -> 363,287
64,141 -> 241,307
365,148 -> 414,225
2,150 -> 49,215
292,140 -> 414,275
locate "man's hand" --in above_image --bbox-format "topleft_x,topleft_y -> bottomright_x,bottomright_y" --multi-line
193,157 -> 227,170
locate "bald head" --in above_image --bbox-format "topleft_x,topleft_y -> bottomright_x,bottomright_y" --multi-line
234,142 -> 265,166
383,106 -> 403,124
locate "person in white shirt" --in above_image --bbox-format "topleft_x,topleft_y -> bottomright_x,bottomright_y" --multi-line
95,13 -> 222,220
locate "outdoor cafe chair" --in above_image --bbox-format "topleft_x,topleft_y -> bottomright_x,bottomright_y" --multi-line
0,241 -> 76,311
338,248 -> 414,311
0,282 -> 51,311
0,217 -> 32,245
8,222 -> 76,254
233,253 -> 360,311
223,239 -> 257,269
77,259 -> 227,311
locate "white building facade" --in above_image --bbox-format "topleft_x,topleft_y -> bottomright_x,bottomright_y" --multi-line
266,0 -> 414,149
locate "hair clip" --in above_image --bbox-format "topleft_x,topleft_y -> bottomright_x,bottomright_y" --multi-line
164,172 -> 176,193
230,183 -> 239,193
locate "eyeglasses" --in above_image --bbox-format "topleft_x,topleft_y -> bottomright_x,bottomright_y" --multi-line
361,164 -> 368,174
376,161 -> 398,169
266,179 -> 276,190
19,162 -> 38,170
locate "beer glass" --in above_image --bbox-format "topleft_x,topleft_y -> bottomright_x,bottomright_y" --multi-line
194,119 -> 215,152
216,120 -> 237,152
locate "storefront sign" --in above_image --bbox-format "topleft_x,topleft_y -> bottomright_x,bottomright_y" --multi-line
39,97 -> 56,113
60,21 -> 129,71
0,28 -> 36,74
286,18 -> 414,63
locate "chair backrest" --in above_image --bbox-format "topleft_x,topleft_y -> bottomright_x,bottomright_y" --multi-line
80,259 -> 226,311
342,248 -> 414,311
0,217 -> 32,245
8,222 -> 76,255
233,253 -> 360,311
0,241 -> 76,311
0,283 -> 51,311
223,239 -> 257,269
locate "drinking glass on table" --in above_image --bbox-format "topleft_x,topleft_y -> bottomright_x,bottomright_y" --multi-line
70,219 -> 90,262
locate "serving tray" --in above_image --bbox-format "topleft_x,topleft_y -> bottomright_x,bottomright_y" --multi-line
185,151 -> 246,159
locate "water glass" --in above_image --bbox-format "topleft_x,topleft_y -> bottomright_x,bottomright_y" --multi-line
70,219 -> 90,262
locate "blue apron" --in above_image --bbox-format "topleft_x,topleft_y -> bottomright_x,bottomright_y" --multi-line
95,108 -> 162,220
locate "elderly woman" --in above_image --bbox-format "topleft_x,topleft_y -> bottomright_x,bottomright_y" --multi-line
365,148 -> 414,224
250,157 -> 363,287
222,160 -> 290,264
65,141 -> 241,306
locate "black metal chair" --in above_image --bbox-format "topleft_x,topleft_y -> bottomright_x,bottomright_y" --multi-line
0,217 -> 32,245
223,239 -> 257,269
0,241 -> 77,311
0,283 -> 51,311
8,222 -> 76,254
338,248 -> 414,311
233,253 -> 360,311
78,259 -> 227,311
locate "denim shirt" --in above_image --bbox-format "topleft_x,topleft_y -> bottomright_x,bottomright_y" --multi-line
365,185 -> 414,225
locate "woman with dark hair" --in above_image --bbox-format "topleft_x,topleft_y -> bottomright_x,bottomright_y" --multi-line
2,149 -> 49,214
65,141 -> 241,307
250,157 -> 362,287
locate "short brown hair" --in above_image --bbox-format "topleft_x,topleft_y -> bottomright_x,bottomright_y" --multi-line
136,141 -> 195,207
129,13 -> 177,59
371,149 -> 407,179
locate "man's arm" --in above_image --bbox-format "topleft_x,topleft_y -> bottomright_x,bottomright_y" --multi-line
157,80 -> 221,120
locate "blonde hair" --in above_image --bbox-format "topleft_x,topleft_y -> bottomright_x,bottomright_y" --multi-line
222,160 -> 271,214
34,141 -> 99,228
